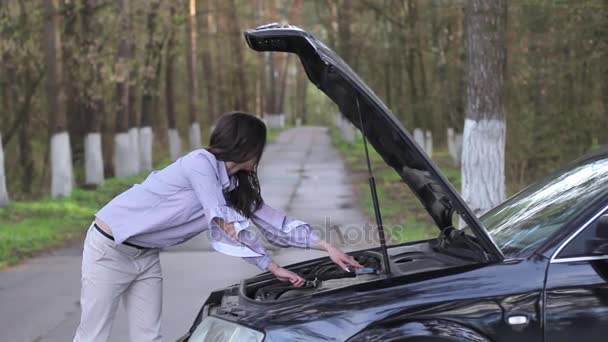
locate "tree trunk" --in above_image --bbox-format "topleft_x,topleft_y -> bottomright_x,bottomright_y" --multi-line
295,64 -> 308,124
43,0 -> 73,197
19,103 -> 34,194
337,0 -> 352,62
139,0 -> 162,172
114,0 -> 131,178
186,0 -> 201,150
278,0 -> 302,117
213,1 -> 227,115
201,0 -> 217,124
0,133 -> 8,207
461,0 -> 507,216
255,0 -> 265,116
265,53 -> 276,114
128,31 -> 140,175
226,0 -> 247,110
165,2 -> 181,161
82,0 -> 105,185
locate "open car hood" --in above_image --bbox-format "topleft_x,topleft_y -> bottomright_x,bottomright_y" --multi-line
244,24 -> 503,261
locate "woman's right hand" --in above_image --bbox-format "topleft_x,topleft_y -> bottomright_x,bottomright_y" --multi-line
267,262 -> 305,287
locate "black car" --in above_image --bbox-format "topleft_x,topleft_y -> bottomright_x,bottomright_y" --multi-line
178,24 -> 608,342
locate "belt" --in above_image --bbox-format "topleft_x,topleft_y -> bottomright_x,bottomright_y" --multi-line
94,223 -> 147,250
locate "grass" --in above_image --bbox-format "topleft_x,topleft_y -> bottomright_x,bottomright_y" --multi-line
330,128 -> 463,244
0,164 -> 171,269
267,127 -> 283,144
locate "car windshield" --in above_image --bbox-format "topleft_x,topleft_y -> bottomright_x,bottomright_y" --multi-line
477,155 -> 608,257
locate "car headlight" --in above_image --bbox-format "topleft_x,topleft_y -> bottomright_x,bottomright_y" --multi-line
189,316 -> 264,342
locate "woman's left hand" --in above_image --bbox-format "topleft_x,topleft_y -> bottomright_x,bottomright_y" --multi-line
321,241 -> 363,272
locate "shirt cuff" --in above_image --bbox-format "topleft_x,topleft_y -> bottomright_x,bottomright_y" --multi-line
308,230 -> 323,249
206,205 -> 248,226
244,255 -> 273,270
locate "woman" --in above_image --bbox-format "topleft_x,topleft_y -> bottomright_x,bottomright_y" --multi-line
74,112 -> 362,342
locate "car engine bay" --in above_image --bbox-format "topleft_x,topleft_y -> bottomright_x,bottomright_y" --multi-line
244,239 -> 476,303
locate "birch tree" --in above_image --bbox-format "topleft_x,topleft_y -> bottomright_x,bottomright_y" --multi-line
201,0 -> 217,124
139,0 -> 162,171
165,2 -> 181,161
461,0 -> 507,216
185,0 -> 201,150
82,0 -> 105,185
226,0 -> 247,110
0,132 -> 8,207
127,10 -> 140,175
43,0 -> 73,197
114,0 -> 131,178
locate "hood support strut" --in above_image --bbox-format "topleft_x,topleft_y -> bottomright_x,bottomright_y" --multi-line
356,97 -> 392,276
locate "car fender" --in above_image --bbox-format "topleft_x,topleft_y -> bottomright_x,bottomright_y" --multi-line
347,319 -> 491,342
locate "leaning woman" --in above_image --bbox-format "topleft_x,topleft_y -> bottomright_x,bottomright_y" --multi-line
73,112 -> 362,342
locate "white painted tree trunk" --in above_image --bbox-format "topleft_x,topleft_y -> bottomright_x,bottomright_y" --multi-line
0,133 -> 9,207
128,127 -> 140,175
84,133 -> 104,185
50,131 -> 74,197
461,119 -> 506,216
413,128 -> 425,150
454,134 -> 463,166
114,132 -> 131,178
424,130 -> 433,157
139,126 -> 153,171
168,128 -> 182,161
447,128 -> 463,167
189,122 -> 201,150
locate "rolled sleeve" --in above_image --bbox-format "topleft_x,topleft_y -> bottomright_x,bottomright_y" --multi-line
251,203 -> 321,249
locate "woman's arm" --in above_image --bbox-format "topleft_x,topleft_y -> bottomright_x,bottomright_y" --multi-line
213,217 -> 305,286
251,203 -> 363,271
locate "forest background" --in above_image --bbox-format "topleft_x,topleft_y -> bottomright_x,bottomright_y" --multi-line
0,0 -> 605,222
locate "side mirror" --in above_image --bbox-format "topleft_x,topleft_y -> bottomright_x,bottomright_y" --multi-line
589,216 -> 608,255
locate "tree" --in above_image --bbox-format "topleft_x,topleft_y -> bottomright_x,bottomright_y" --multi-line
201,0 -> 217,124
139,0 -> 162,171
114,0 -> 131,178
127,4 -> 140,175
461,0 -> 507,216
2,1 -> 44,195
43,0 -> 74,197
165,1 -> 181,161
226,0 -> 247,110
0,132 -> 8,207
81,0 -> 105,185
186,0 -> 201,150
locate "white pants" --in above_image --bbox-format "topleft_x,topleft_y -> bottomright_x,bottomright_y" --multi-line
74,223 -> 163,342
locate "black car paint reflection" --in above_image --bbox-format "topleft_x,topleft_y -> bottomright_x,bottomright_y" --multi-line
240,258 -> 546,341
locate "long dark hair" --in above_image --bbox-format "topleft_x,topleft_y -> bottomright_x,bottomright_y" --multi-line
208,112 -> 266,217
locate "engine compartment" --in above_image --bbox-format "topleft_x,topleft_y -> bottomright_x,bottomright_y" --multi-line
244,241 -> 475,303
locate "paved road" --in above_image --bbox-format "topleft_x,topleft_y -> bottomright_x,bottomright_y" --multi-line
0,127 -> 373,342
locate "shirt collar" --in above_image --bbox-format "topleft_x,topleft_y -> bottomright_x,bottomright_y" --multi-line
217,160 -> 237,191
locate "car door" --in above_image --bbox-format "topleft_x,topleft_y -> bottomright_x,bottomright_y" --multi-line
544,210 -> 608,342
